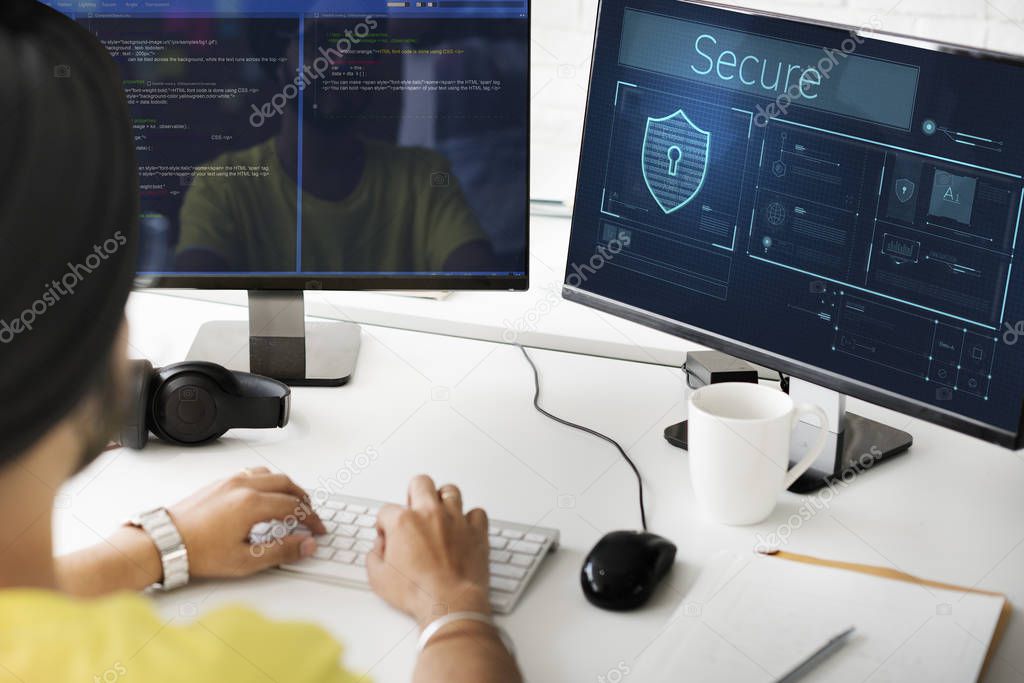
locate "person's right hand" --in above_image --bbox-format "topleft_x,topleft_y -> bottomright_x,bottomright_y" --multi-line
166,466 -> 326,578
367,475 -> 491,626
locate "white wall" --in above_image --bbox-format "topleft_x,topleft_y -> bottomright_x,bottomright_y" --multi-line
531,0 -> 1024,200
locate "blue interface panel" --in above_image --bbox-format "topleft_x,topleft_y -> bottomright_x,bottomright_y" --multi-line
47,0 -> 529,278
567,0 -> 1024,437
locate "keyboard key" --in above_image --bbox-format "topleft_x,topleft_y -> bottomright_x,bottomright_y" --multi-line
337,525 -> 358,537
250,521 -> 273,536
332,511 -> 356,524
510,553 -> 534,568
488,536 -> 508,550
346,504 -> 368,514
500,529 -> 524,540
489,550 -> 511,563
508,540 -> 542,555
491,563 -> 527,579
324,500 -> 345,510
282,559 -> 366,582
355,528 -> 377,541
333,550 -> 357,564
353,540 -> 375,553
354,555 -> 367,567
313,547 -> 335,561
355,515 -> 376,528
524,532 -> 547,544
331,537 -> 355,550
490,593 -> 515,611
322,521 -> 339,534
490,576 -> 519,593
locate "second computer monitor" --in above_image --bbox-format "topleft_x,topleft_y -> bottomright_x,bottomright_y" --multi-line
566,0 -> 1024,448
55,0 -> 530,291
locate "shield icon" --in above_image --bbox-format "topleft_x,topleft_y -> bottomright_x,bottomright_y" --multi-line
894,178 -> 916,203
642,109 -> 711,214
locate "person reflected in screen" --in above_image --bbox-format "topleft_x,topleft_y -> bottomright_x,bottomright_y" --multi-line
175,19 -> 496,274
0,4 -> 519,681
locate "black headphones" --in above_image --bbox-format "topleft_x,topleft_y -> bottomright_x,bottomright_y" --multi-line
121,360 -> 291,449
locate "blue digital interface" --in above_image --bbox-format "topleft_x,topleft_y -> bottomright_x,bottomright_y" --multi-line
47,0 -> 529,278
567,0 -> 1024,439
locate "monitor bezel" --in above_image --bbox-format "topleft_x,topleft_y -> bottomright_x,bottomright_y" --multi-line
137,2 -> 532,293
565,0 -> 1024,449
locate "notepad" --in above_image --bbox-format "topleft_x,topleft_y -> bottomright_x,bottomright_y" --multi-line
632,551 -> 1009,683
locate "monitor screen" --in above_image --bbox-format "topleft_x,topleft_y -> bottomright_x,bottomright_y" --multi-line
49,0 -> 529,289
566,0 -> 1024,445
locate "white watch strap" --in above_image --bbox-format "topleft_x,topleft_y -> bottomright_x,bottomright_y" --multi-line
134,507 -> 190,591
417,611 -> 515,657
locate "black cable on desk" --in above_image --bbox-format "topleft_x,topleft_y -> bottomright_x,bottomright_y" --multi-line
518,346 -> 648,531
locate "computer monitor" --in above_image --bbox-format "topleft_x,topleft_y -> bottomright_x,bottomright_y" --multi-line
565,0 -> 1024,488
51,0 -> 530,384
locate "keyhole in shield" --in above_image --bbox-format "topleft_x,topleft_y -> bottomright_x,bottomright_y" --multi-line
666,146 -> 683,177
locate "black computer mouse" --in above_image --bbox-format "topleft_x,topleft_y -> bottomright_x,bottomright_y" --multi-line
581,530 -> 677,611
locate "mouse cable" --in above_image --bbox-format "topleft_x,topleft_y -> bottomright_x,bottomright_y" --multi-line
518,346 -> 648,531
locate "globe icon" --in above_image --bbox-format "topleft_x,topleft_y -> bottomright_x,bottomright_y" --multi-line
766,201 -> 787,227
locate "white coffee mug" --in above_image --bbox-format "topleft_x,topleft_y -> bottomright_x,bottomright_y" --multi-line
687,382 -> 828,526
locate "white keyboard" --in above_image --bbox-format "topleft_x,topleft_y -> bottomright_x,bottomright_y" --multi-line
252,493 -> 559,614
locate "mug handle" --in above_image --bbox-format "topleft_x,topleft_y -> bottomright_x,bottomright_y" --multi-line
783,404 -> 829,490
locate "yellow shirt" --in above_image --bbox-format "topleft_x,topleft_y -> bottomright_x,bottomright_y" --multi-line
177,138 -> 485,273
0,590 -> 361,683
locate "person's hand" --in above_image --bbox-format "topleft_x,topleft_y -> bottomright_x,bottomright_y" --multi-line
165,467 -> 326,578
367,475 -> 491,627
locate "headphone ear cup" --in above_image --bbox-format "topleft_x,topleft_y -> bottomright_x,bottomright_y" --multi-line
150,371 -> 226,447
120,359 -> 154,450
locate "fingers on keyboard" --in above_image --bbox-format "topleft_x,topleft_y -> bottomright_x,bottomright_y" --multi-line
283,495 -> 556,613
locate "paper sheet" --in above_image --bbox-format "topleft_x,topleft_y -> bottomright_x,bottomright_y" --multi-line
632,552 -> 1005,682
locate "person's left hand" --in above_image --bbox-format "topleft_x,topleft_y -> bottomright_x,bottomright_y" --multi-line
165,467 -> 326,578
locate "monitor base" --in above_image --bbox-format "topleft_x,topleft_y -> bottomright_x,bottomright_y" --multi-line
186,291 -> 361,387
663,413 -> 911,493
665,373 -> 913,493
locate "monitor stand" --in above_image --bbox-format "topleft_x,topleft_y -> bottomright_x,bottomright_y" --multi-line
186,291 -> 361,387
664,376 -> 913,493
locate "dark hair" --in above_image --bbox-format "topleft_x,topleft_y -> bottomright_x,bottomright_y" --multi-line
0,1 -> 138,464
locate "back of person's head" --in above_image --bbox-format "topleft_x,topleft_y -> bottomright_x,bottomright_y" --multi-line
0,0 -> 138,465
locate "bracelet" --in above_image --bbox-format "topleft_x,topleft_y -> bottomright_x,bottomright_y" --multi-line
125,507 -> 190,591
416,611 -> 515,657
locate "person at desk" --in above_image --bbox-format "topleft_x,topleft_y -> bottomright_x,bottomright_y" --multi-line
174,20 -> 496,275
0,4 -> 518,682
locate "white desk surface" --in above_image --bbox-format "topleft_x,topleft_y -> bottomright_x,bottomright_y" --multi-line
56,292 -> 1024,683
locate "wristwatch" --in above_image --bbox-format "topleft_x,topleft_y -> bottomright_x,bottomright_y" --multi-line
127,507 -> 190,591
